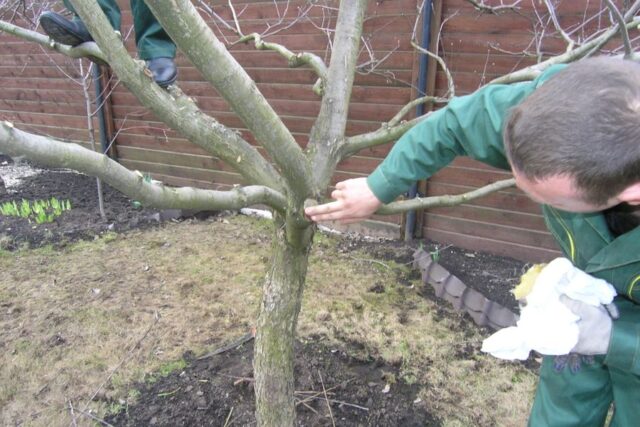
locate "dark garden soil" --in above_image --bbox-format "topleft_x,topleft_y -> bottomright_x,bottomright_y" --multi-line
106,337 -> 438,427
0,155 -> 530,426
0,155 -> 164,250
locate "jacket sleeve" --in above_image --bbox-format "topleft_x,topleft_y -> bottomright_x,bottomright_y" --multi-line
366,82 -> 534,203
605,297 -> 640,375
366,64 -> 569,204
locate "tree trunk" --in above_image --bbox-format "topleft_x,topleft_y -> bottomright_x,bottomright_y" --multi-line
254,215 -> 313,426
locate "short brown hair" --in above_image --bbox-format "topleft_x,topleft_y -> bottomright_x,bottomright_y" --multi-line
503,57 -> 640,205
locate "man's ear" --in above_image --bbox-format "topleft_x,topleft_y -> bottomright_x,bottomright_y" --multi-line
617,182 -> 640,205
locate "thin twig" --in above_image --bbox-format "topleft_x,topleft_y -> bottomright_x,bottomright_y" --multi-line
228,0 -> 243,36
80,61 -> 106,221
603,0 -> 634,58
349,256 -> 392,270
464,0 -> 522,14
543,0 -> 575,51
67,399 -> 78,427
72,407 -> 115,427
318,371 -> 336,427
295,398 -> 319,414
302,395 -> 370,412
294,378 -> 353,406
78,311 -> 160,416
197,331 -> 255,360
223,407 -> 234,427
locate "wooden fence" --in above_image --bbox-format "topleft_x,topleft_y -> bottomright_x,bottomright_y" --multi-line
1,0 -> 633,262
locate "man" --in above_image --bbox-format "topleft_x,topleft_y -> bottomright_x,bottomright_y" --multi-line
306,57 -> 640,426
40,0 -> 177,88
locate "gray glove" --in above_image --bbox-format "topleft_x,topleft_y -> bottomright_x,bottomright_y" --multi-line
559,295 -> 619,355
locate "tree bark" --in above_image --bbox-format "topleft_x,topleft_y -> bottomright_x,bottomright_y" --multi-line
308,0 -> 368,193
253,215 -> 313,427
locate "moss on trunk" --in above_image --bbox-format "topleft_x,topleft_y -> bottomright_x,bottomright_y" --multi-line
253,215 -> 313,426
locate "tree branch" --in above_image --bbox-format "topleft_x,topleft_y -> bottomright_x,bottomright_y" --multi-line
62,1 -> 284,193
235,32 -> 328,92
376,178 -> 516,215
410,41 -> 455,98
142,0 -> 312,200
543,0 -> 575,52
604,0 -> 634,59
388,96 -> 447,128
491,13 -> 640,84
0,19 -> 106,62
0,122 -> 287,213
464,0 -> 522,14
307,0 -> 368,193
341,101 -> 445,159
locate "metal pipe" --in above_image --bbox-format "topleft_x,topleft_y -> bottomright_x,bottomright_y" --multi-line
93,64 -> 110,156
405,0 -> 433,241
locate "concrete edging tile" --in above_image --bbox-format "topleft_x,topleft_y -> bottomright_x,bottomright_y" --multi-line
412,248 -> 518,330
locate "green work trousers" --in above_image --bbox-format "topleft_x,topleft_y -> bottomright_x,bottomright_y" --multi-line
528,297 -> 640,427
62,0 -> 176,60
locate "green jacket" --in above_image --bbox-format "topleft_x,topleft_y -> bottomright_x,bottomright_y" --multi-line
368,65 -> 640,375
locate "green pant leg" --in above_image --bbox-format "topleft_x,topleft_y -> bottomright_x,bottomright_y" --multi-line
129,0 -> 176,60
62,0 -> 121,30
528,356 -> 612,427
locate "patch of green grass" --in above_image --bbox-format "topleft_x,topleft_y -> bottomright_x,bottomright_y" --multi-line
159,359 -> 187,377
101,232 -> 119,243
13,339 -> 32,353
128,389 -> 141,400
147,359 -> 187,384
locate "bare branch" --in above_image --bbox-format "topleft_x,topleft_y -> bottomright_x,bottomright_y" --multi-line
235,32 -> 328,84
307,0 -> 368,192
377,178 -> 516,215
604,0 -> 634,59
142,0 -> 312,199
57,1 -> 284,192
0,19 -> 106,62
490,15 -> 640,84
411,40 -> 455,98
464,0 -> 522,14
340,115 -> 428,159
202,2 -> 326,91
0,122 -> 288,213
543,0 -> 575,51
79,61 -> 107,221
388,96 -> 448,128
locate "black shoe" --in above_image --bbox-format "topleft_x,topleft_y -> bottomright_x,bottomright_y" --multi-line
147,57 -> 177,88
40,11 -> 93,46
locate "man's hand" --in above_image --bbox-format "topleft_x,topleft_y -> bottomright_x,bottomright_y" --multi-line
560,295 -> 618,355
304,178 -> 383,224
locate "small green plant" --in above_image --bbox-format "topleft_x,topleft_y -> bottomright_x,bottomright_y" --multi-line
0,198 -> 72,224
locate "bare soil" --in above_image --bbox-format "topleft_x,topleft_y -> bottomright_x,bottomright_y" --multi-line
0,157 -> 535,426
0,155 -> 163,250
106,338 -> 438,427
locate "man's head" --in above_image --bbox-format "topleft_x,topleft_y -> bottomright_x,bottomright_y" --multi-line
504,57 -> 640,212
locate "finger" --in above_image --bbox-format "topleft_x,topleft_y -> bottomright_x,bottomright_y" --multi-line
604,303 -> 619,320
330,189 -> 343,200
305,201 -> 344,217
335,180 -> 348,190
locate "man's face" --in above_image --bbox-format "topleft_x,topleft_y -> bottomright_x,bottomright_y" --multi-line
512,170 -> 620,213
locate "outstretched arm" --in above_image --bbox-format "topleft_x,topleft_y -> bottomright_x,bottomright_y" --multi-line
306,75 -> 551,223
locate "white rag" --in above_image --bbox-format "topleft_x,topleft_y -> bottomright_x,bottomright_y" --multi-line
481,257 -> 617,360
